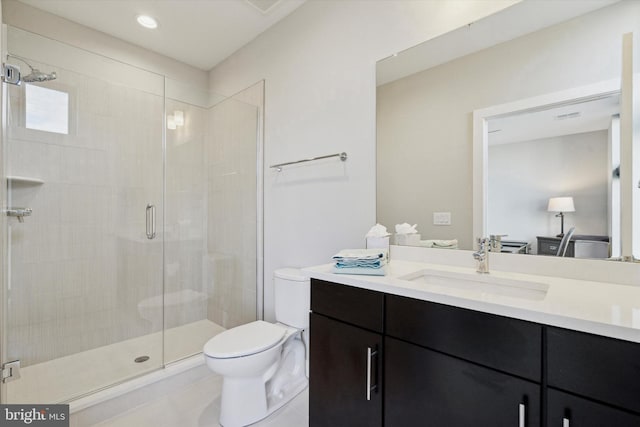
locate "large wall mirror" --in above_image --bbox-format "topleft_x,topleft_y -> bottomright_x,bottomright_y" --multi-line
376,0 -> 639,261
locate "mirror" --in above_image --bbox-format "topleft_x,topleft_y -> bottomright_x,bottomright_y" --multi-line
479,86 -> 621,257
376,0 -> 639,259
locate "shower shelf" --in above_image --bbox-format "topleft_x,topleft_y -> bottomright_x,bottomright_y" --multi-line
7,176 -> 44,185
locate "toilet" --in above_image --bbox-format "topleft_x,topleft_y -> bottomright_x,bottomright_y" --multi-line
203,268 -> 310,427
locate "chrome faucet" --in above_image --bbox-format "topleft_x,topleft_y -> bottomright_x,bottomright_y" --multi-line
473,237 -> 490,274
489,234 -> 507,252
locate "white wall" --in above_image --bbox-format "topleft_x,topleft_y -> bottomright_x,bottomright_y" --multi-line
488,131 -> 609,253
208,0 -> 518,320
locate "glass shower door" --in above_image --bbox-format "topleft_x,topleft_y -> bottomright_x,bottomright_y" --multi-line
2,27 -> 165,403
162,79 -> 263,364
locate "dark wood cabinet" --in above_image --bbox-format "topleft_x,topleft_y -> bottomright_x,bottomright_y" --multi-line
309,313 -> 382,427
386,294 -> 542,381
309,279 -> 640,426
537,236 -> 575,256
547,327 -> 640,416
310,278 -> 384,332
385,337 -> 540,427
547,388 -> 640,427
537,235 -> 609,257
309,280 -> 384,427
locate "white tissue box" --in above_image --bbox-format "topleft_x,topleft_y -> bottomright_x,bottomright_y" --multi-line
366,236 -> 389,251
395,233 -> 421,246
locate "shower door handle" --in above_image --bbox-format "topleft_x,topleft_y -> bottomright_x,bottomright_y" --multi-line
146,204 -> 156,239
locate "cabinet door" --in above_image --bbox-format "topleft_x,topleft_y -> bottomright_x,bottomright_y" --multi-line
547,388 -> 640,427
386,295 -> 542,381
547,327 -> 640,414
309,313 -> 382,427
311,279 -> 384,332
385,337 -> 540,427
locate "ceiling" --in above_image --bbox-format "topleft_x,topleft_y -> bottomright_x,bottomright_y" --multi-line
376,0 -> 618,86
488,94 -> 620,145
18,0 -> 306,71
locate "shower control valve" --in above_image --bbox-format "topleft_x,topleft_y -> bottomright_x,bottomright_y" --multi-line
6,207 -> 32,223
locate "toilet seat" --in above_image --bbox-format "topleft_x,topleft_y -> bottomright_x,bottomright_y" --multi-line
204,320 -> 287,359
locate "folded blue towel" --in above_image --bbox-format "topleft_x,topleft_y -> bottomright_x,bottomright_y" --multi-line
335,259 -> 385,268
333,248 -> 388,269
332,266 -> 387,276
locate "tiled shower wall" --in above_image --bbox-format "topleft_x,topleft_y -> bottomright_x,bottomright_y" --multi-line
7,61 -> 165,366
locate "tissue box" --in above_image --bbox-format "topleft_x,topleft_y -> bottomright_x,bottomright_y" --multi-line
395,233 -> 421,246
366,236 -> 389,251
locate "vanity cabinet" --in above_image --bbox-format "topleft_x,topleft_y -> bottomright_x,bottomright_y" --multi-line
309,278 -> 640,427
547,389 -> 640,427
386,337 -> 540,426
385,295 -> 541,427
386,294 -> 542,381
309,280 -> 384,427
546,327 -> 640,426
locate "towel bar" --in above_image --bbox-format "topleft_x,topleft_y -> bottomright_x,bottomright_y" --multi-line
270,152 -> 347,171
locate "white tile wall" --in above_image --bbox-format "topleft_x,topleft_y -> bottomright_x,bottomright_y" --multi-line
6,60 -> 165,367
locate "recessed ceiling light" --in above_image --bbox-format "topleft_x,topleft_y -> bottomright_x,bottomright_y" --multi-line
137,15 -> 158,29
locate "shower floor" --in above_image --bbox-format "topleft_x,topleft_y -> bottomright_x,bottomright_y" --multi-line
6,319 -> 225,404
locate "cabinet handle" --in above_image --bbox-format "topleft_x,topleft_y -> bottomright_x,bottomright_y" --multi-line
563,417 -> 570,427
519,403 -> 525,427
366,347 -> 378,401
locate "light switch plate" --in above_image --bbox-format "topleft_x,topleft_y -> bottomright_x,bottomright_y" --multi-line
433,212 -> 451,225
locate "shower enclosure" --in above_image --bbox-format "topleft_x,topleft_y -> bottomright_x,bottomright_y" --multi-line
0,26 -> 263,404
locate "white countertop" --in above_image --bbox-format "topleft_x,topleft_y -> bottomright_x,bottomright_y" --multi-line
303,260 -> 640,344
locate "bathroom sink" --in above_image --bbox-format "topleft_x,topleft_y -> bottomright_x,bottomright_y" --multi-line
399,269 -> 549,301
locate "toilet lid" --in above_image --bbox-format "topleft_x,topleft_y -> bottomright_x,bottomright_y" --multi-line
204,321 -> 287,359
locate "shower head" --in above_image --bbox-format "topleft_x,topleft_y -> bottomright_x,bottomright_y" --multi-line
6,54 -> 57,83
22,68 -> 57,82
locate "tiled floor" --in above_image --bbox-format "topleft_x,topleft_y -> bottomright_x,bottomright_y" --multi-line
70,364 -> 309,427
7,320 -> 225,404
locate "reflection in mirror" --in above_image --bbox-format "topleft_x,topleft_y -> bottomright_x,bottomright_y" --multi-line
486,93 -> 620,258
376,0 -> 639,260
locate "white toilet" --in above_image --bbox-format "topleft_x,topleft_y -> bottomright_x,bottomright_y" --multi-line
203,268 -> 310,427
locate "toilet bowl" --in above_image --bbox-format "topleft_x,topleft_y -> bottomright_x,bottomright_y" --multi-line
203,268 -> 310,427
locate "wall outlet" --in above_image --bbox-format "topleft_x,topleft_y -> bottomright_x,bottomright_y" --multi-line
433,212 -> 451,225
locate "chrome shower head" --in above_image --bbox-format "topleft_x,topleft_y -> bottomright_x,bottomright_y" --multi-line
5,54 -> 57,83
22,69 -> 57,82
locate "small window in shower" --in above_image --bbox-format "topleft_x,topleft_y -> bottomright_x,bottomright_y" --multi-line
25,83 -> 69,134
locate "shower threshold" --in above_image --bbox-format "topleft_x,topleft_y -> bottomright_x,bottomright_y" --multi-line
5,319 -> 225,406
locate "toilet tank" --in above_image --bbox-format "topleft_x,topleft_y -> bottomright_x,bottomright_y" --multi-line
274,268 -> 310,329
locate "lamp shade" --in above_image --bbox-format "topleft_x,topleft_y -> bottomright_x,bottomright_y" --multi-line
548,197 -> 575,213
